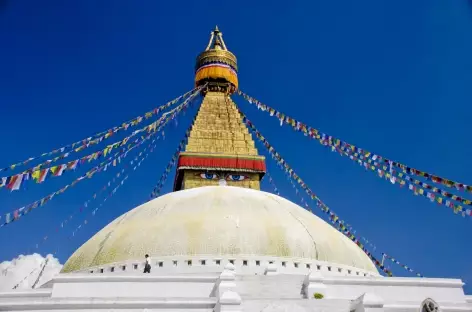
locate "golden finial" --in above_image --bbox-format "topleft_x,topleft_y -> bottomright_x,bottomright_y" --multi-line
204,26 -> 228,51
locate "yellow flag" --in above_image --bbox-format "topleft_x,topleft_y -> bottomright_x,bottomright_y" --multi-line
103,147 -> 110,157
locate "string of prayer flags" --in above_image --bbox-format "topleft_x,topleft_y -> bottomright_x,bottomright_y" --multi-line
337,144 -> 471,207
0,86 -> 200,175
382,253 -> 424,277
0,98 -> 191,229
11,259 -> 47,290
39,103 -> 188,253
336,145 -> 472,217
237,90 -> 472,217
149,129 -> 191,200
266,171 -> 311,211
273,166 -> 379,251
0,132 -> 150,229
1,139 -> 120,191
267,160 -> 382,262
264,172 -> 281,196
0,89 -> 202,192
69,145 -> 153,239
268,160 -> 422,277
239,111 -> 392,276
266,171 -> 308,211
30,169 -> 129,253
284,175 -> 352,239
148,153 -> 177,199
70,176 -> 129,239
148,114 -> 197,200
359,236 -> 376,251
236,90 -> 472,194
30,138 -> 158,254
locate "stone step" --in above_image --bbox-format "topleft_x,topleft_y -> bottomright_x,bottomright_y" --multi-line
0,289 -> 52,299
0,297 -> 217,311
241,299 -> 353,312
236,275 -> 306,299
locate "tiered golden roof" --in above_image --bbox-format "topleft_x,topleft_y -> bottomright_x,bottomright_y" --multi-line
176,92 -> 264,190
185,92 -> 258,155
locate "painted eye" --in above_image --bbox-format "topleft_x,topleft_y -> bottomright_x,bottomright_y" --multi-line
226,174 -> 248,181
200,173 -> 218,180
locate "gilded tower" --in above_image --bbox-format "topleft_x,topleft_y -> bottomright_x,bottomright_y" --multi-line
173,27 -> 266,191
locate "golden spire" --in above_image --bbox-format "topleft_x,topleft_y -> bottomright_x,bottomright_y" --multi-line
174,28 -> 266,191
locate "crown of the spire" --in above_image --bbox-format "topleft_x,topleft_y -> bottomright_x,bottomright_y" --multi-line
205,26 -> 229,51
195,27 -> 239,92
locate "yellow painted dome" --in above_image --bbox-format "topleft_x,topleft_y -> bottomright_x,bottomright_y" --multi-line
62,186 -> 378,274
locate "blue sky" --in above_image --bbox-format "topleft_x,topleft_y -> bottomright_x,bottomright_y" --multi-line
1,0 -> 472,290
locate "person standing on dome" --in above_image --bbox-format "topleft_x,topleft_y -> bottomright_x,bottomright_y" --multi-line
143,254 -> 151,273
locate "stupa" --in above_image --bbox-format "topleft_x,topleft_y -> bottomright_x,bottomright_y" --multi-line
0,27 -> 470,312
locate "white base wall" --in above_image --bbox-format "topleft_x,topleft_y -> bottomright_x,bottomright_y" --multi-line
0,263 -> 471,312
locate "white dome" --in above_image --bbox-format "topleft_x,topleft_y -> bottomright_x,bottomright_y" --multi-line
62,186 -> 378,274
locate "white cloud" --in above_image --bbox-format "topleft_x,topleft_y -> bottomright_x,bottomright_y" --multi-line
0,253 -> 62,291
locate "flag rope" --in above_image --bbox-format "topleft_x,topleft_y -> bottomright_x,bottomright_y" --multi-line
11,258 -> 48,290
1,131 -> 151,229
31,257 -> 49,289
336,145 -> 471,217
148,116 -> 197,200
239,109 -> 393,276
382,253 -> 423,278
236,90 -> 472,197
0,88 -> 202,192
58,108 -> 198,257
148,133 -> 189,200
67,139 -> 157,240
0,92 -> 199,229
0,87 -> 200,174
29,134 -> 159,254
265,168 -> 424,278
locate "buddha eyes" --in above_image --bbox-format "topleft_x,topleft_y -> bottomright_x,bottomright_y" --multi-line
198,173 -> 249,181
200,173 -> 219,180
226,174 -> 248,181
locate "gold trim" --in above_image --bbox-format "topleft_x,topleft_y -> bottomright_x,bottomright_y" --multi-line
196,50 -> 238,71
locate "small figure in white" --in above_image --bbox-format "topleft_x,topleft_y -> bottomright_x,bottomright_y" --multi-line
143,254 -> 151,273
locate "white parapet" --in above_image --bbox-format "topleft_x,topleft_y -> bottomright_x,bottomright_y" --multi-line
49,274 -> 219,299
